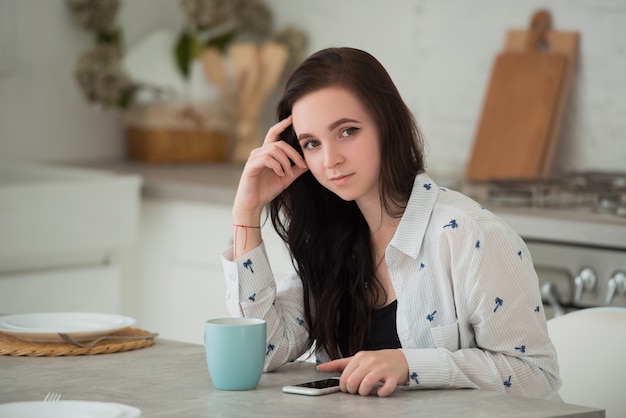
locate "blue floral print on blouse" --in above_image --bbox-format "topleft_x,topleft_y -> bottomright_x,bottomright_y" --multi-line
443,219 -> 458,229
426,311 -> 437,322
494,297 -> 503,312
243,258 -> 254,272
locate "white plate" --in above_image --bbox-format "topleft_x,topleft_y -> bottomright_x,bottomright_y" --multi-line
0,400 -> 141,418
0,312 -> 136,343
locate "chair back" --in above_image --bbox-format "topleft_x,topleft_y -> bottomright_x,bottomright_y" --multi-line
547,307 -> 626,418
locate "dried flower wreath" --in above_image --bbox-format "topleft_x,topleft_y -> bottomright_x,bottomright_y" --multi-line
67,0 -> 307,110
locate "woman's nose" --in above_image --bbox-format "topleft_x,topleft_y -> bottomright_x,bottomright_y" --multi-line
323,143 -> 343,168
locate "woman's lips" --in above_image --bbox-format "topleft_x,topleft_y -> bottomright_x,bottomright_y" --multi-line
330,173 -> 353,186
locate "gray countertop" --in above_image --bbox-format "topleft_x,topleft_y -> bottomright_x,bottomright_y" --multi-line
80,161 -> 626,249
80,161 -> 245,205
71,161 -> 462,207
0,338 -> 604,417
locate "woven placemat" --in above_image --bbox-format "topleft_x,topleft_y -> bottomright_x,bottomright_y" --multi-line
0,327 -> 157,357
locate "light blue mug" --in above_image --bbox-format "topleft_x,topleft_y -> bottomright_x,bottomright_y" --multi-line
204,317 -> 267,390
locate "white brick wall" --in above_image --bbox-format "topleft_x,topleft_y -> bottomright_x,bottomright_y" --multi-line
266,0 -> 626,176
1,0 -> 623,175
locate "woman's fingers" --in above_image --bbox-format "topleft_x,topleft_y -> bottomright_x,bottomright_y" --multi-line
342,361 -> 370,395
273,141 -> 308,174
376,379 -> 398,397
234,115 -> 308,213
331,350 -> 409,397
258,115 -> 307,171
250,141 -> 305,178
263,115 -> 293,145
316,358 -> 350,373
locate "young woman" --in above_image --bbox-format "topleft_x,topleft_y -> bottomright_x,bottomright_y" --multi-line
221,47 -> 561,399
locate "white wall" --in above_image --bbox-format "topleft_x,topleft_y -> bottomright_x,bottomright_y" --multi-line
0,0 -> 181,164
1,0 -> 625,175
264,0 -> 626,176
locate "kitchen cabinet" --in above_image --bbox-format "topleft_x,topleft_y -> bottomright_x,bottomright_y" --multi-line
135,197 -> 292,344
0,264 -> 124,315
0,163 -> 141,316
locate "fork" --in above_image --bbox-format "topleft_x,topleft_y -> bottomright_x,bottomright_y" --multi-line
44,392 -> 62,402
58,332 -> 159,348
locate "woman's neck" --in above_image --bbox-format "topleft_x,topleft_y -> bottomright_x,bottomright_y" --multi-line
357,196 -> 400,247
359,202 -> 398,265
369,217 -> 399,307
370,218 -> 399,257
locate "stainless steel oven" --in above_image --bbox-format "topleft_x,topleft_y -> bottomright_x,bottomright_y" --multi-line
459,171 -> 626,319
526,241 -> 626,318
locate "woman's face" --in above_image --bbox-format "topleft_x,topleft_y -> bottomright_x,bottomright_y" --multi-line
291,87 -> 381,204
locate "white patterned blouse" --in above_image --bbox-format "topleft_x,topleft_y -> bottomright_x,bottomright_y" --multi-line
221,173 -> 562,400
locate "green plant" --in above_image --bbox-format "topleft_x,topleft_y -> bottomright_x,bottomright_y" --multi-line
175,0 -> 273,79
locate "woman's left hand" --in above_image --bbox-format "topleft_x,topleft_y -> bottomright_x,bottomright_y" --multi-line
316,349 -> 409,397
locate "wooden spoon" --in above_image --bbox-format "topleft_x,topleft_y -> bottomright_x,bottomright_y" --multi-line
229,42 -> 260,114
232,41 -> 289,163
201,47 -> 235,114
242,41 -> 289,120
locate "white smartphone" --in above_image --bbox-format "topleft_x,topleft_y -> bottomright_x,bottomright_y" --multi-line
282,377 -> 342,396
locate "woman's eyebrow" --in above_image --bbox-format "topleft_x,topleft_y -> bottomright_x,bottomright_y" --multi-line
297,118 -> 360,142
328,118 -> 359,131
297,132 -> 313,143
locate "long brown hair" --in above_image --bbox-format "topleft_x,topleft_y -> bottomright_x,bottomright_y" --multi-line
269,47 -> 425,359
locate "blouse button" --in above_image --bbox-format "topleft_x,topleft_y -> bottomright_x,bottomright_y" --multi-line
402,332 -> 410,340
395,285 -> 404,293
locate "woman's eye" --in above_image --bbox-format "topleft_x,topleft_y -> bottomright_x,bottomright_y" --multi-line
302,140 -> 319,149
340,127 -> 359,138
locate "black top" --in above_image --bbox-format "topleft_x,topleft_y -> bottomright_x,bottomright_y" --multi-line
339,300 -> 402,356
363,300 -> 402,351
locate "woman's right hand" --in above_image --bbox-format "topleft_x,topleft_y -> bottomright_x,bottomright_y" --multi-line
233,115 -> 309,223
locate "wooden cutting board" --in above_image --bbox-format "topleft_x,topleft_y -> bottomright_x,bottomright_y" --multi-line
466,10 -> 580,181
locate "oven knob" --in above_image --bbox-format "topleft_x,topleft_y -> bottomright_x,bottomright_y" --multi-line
541,282 -> 565,317
574,267 -> 597,303
605,271 -> 626,304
